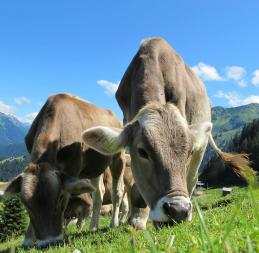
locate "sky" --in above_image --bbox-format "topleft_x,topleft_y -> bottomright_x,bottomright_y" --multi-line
0,1 -> 259,123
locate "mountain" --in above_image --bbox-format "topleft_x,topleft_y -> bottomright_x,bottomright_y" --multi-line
0,143 -> 28,158
0,113 -> 30,147
200,118 -> 259,186
200,103 -> 259,172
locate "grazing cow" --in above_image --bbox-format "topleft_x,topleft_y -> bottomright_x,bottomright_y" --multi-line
64,154 -> 134,229
0,93 -> 125,248
81,38 -> 253,227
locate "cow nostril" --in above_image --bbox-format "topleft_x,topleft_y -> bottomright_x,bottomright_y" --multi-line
162,202 -> 191,223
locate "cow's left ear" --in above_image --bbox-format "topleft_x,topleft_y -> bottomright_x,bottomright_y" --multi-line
82,126 -> 127,155
60,173 -> 96,196
189,122 -> 212,152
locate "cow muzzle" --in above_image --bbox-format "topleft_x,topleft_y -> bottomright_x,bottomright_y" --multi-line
37,235 -> 63,248
149,196 -> 192,224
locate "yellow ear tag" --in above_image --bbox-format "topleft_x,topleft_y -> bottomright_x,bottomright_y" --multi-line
101,140 -> 114,152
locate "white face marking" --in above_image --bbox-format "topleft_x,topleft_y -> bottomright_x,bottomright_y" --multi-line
22,173 -> 37,200
149,196 -> 192,222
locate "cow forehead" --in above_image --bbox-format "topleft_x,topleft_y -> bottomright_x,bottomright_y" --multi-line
22,169 -> 60,200
137,104 -> 189,142
137,103 -> 188,130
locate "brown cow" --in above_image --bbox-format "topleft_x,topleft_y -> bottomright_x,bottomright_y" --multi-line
0,93 -> 125,248
81,38 -> 253,228
64,154 -> 134,229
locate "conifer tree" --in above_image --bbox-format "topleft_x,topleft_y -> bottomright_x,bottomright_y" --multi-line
0,194 -> 28,241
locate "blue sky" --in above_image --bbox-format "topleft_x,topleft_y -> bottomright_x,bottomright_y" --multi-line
0,1 -> 259,123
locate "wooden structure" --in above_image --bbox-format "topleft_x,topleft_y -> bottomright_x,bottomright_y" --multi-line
196,181 -> 205,190
222,187 -> 232,196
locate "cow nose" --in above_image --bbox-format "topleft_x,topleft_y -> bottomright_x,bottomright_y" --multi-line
162,202 -> 191,223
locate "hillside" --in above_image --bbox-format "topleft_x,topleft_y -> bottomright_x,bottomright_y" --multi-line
200,103 -> 259,172
0,143 -> 28,158
0,113 -> 30,147
0,154 -> 30,182
200,118 -> 259,186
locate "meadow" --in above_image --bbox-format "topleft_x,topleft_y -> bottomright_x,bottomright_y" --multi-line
0,185 -> 258,253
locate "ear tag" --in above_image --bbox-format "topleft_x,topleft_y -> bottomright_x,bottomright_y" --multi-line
101,140 -> 114,152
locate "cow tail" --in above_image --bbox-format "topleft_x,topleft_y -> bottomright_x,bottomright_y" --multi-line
208,134 -> 256,181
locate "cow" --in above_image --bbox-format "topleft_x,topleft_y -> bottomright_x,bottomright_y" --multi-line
64,154 -> 134,229
81,38 -> 253,228
0,93 -> 125,248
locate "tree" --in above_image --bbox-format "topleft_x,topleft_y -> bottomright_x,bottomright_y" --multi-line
0,194 -> 28,241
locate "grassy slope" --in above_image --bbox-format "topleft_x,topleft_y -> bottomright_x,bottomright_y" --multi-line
0,156 -> 26,165
0,186 -> 258,252
200,103 -> 259,172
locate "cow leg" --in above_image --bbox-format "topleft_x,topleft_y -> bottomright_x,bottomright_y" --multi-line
63,216 -> 72,231
187,144 -> 207,199
21,222 -> 36,248
128,207 -> 150,231
89,175 -> 105,231
109,152 -> 125,227
77,205 -> 92,230
119,192 -> 129,225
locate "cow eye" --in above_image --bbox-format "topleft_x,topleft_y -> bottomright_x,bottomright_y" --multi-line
138,148 -> 149,159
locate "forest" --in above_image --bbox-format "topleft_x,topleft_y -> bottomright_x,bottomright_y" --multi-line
200,118 -> 259,186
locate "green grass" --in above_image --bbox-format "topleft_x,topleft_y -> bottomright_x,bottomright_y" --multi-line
0,156 -> 25,165
0,186 -> 259,252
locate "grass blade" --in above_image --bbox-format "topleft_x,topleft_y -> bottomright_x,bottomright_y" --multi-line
193,199 -> 215,252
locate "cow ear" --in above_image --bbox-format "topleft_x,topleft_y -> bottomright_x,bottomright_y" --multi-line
189,122 -> 212,152
60,173 -> 96,196
81,126 -> 126,155
0,175 -> 22,197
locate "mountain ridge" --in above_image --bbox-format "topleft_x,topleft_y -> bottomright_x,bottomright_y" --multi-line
0,112 -> 30,147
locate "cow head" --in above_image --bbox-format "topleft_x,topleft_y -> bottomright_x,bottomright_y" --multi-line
81,102 -> 212,225
0,162 -> 95,248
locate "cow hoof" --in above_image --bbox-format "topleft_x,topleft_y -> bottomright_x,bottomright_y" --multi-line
110,222 -> 119,228
128,220 -> 146,231
89,227 -> 98,232
119,220 -> 126,226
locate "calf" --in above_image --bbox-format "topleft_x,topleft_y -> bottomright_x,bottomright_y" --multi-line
81,38 -> 254,228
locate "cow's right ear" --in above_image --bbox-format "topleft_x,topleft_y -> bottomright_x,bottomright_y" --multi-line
81,126 -> 128,156
0,175 -> 22,197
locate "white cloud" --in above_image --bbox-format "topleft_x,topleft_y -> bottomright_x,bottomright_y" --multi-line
191,63 -> 224,81
225,66 -> 246,80
238,80 -> 247,87
36,102 -> 44,106
24,112 -> 38,119
14,97 -> 31,105
0,101 -> 19,115
213,91 -> 259,107
17,117 -> 33,124
252,70 -> 259,87
97,80 -> 120,96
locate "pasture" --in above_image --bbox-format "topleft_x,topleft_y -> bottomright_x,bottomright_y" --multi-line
0,186 -> 258,252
